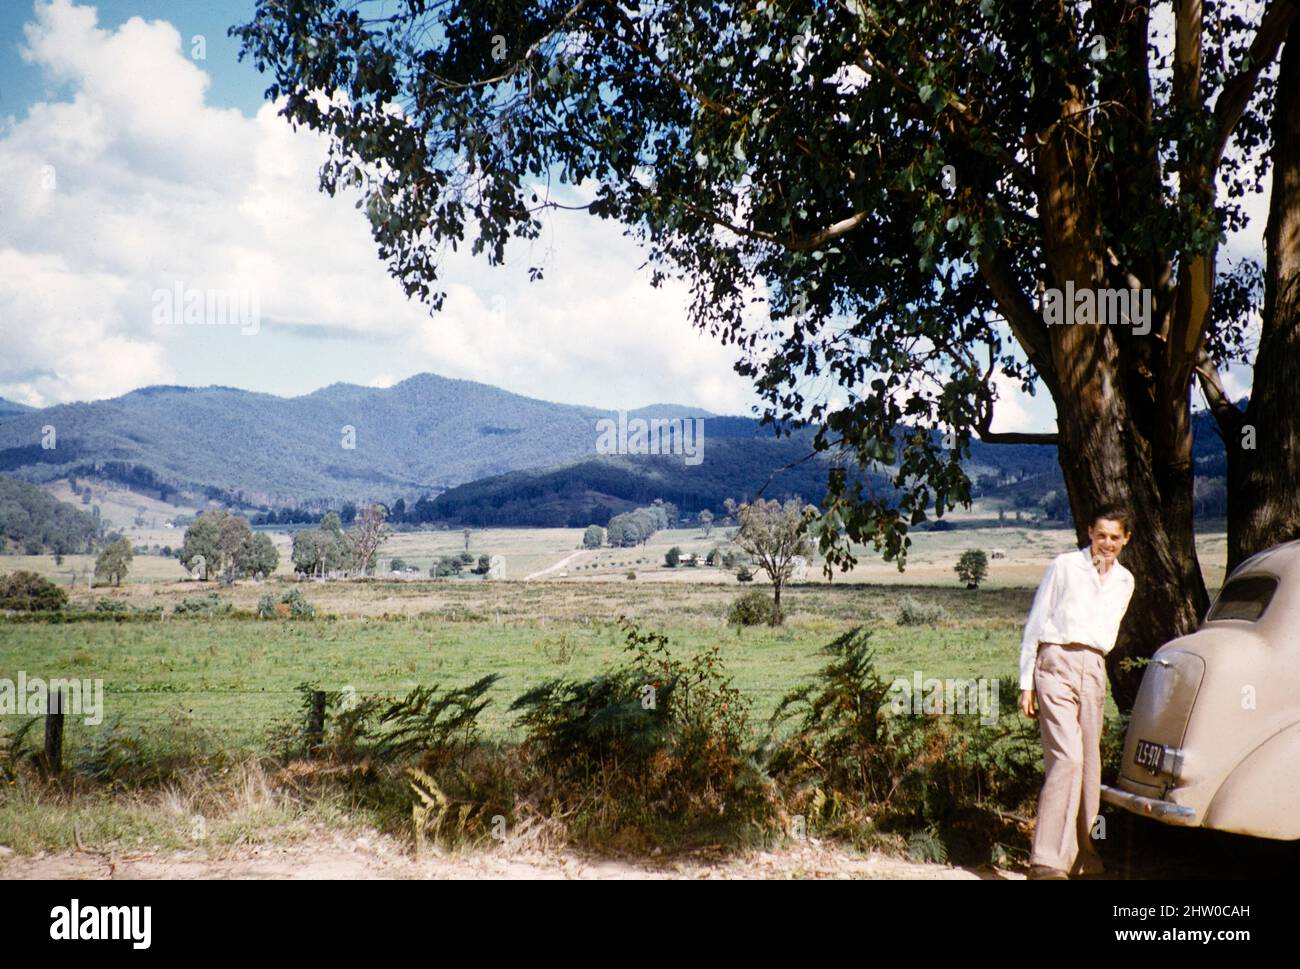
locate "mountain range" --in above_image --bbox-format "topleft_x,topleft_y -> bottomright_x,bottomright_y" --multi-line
0,375 -> 726,506
0,374 -> 1233,523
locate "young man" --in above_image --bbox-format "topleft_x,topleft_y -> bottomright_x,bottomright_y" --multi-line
1018,504 -> 1135,880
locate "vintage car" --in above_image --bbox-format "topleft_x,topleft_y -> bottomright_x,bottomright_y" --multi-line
1100,538 -> 1300,840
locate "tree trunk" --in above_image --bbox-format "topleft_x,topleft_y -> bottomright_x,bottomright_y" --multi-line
771,579 -> 782,626
1228,23 -> 1300,573
1036,91 -> 1209,711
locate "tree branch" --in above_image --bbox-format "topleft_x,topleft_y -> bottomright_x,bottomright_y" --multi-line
1210,0 -> 1300,171
1193,347 -> 1245,439
973,249 -> 1057,395
672,194 -> 868,251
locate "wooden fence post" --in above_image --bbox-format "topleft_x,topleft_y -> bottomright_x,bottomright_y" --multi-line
307,690 -> 326,756
44,687 -> 65,774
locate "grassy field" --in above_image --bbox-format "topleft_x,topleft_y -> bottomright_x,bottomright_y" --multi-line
0,520 -> 1232,755
0,578 -> 1034,749
1,522 -> 1233,747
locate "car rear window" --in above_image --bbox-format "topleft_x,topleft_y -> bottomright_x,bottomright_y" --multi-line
1206,575 -> 1280,622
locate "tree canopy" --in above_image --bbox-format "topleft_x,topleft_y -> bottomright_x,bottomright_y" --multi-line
234,0 -> 1300,705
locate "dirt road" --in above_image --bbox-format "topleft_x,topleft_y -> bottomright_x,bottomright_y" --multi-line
523,549 -> 590,580
0,835 -> 1019,880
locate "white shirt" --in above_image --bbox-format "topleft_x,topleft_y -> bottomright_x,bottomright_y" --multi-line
1018,546 -> 1135,690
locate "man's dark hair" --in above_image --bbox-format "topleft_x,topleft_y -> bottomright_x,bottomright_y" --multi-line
1090,502 -> 1132,535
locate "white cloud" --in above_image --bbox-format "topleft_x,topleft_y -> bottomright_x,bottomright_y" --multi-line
0,0 -> 757,414
987,371 -> 1042,434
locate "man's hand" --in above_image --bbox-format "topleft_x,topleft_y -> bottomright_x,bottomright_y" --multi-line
1020,688 -> 1038,719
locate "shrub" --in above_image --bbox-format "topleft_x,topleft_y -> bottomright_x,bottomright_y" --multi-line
0,571 -> 68,612
172,593 -> 233,617
82,599 -> 161,620
664,546 -> 681,568
285,677 -> 498,766
896,595 -> 946,626
431,555 -> 462,577
285,591 -> 314,619
765,628 -> 1042,858
277,588 -> 315,619
625,570 -> 636,580
508,619 -> 770,847
766,628 -> 894,800
727,589 -> 774,626
256,592 -> 278,619
736,566 -> 754,583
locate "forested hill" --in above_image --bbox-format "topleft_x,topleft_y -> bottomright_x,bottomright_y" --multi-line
0,474 -> 100,554
0,374 -> 719,506
424,432 -> 863,526
0,373 -> 1234,522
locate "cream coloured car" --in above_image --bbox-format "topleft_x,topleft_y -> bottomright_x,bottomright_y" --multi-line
1100,538 -> 1300,840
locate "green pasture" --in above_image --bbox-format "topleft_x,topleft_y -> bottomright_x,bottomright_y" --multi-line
0,581 -> 1043,754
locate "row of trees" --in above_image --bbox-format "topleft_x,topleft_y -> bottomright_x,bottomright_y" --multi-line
603,500 -> 678,548
181,504 -> 392,580
181,510 -> 280,581
289,504 -> 391,578
253,495 -> 439,528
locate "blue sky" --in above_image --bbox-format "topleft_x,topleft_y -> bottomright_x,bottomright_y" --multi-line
0,0 -> 1261,430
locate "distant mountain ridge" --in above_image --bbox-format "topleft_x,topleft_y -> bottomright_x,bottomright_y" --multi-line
0,374 -> 1233,522
0,374 -> 734,506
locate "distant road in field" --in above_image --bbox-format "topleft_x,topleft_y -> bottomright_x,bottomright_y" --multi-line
524,548 -> 589,580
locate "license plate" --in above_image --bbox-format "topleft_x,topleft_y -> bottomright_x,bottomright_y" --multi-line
1135,739 -> 1164,771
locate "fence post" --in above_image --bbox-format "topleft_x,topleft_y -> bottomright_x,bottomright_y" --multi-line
44,687 -> 65,774
307,690 -> 326,756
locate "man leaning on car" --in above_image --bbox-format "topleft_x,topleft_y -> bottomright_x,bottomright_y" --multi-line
1018,503 -> 1136,880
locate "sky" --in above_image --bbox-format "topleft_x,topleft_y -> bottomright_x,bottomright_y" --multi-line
0,0 -> 1263,429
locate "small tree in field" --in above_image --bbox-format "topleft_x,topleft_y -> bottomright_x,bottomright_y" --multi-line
94,537 -> 133,587
582,524 -> 604,549
664,546 -> 682,568
350,503 -> 391,575
955,549 -> 989,590
734,497 -> 817,625
698,509 -> 714,538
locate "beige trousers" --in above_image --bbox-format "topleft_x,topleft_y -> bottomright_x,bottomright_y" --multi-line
1030,641 -> 1107,875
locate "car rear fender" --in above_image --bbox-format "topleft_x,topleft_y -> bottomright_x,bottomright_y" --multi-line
1202,722 -> 1300,841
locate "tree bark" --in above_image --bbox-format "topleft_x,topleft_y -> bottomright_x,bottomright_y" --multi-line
1035,89 -> 1210,710
1228,22 -> 1300,572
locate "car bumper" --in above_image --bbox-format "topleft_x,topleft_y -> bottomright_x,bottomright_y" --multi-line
1100,784 -> 1199,824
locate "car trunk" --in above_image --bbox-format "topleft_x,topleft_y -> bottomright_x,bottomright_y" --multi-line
1117,647 -> 1206,795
